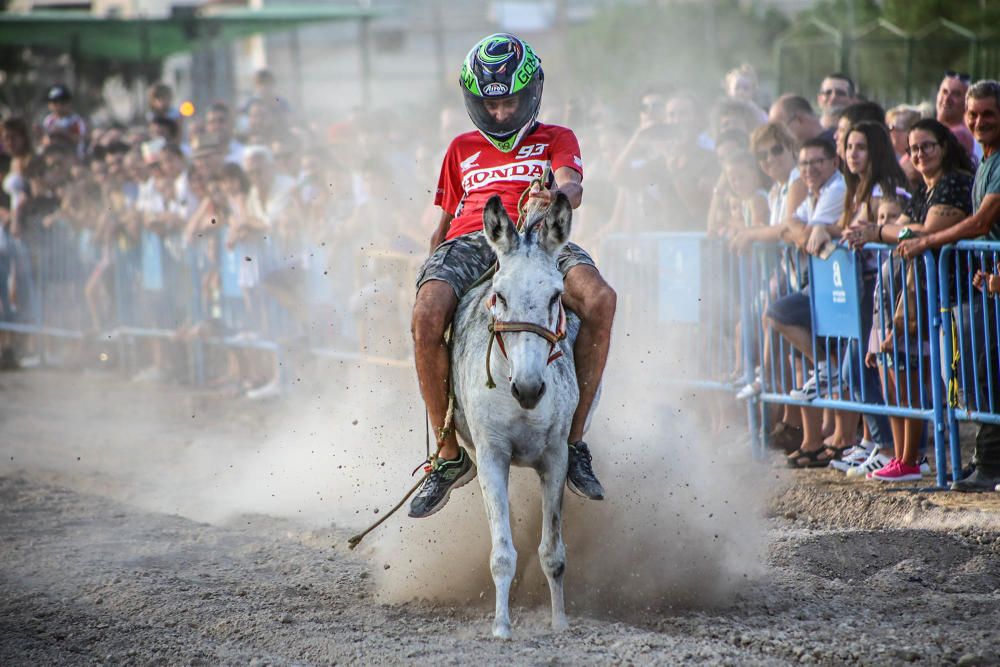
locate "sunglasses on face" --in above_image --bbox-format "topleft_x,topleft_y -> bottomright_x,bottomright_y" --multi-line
755,144 -> 785,162
906,141 -> 940,156
945,70 -> 971,83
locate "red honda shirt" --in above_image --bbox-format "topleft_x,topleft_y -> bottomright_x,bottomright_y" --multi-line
435,123 -> 584,240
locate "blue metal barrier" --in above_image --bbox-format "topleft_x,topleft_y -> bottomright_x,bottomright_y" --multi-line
600,232 -> 764,458
939,240 -> 1000,481
738,241 -> 949,486
0,215 -> 417,379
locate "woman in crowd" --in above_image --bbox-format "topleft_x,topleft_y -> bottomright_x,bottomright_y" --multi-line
732,123 -> 811,451
847,118 -> 974,481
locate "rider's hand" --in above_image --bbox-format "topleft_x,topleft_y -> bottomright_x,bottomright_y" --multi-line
527,183 -> 555,206
865,351 -> 878,369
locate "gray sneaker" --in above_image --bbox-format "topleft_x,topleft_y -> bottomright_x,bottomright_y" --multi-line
567,441 -> 605,500
408,448 -> 477,518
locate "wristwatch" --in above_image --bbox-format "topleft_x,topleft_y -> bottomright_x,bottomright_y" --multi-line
898,227 -> 915,241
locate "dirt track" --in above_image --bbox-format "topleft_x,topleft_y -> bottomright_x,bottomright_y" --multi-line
2,369 -> 1000,666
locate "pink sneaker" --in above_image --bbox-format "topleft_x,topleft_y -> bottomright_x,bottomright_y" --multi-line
867,458 -> 899,479
872,460 -> 923,482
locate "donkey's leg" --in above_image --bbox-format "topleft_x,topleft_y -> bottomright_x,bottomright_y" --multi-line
538,446 -> 569,632
477,449 -> 516,639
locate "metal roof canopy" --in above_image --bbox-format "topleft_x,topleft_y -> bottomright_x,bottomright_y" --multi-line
0,5 -> 388,62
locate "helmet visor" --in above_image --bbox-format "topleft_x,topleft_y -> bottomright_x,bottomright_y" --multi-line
463,77 -> 542,140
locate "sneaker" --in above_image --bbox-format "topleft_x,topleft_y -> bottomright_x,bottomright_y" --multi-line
917,456 -> 931,475
868,458 -> 899,479
408,447 -> 477,518
872,460 -> 923,482
830,443 -> 874,472
789,362 -> 840,401
845,448 -> 893,478
567,441 -> 605,500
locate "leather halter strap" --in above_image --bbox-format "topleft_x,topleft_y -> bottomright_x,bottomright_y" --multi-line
484,294 -> 567,389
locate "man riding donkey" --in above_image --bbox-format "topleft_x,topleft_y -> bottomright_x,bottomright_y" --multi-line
409,33 -> 617,517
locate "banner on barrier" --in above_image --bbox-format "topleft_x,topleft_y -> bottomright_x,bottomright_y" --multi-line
809,244 -> 863,339
657,236 -> 701,323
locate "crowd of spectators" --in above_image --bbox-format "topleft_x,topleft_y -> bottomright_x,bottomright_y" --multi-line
2,62 -> 1000,490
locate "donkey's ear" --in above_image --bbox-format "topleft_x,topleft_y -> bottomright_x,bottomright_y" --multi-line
537,192 -> 572,256
483,195 -> 519,255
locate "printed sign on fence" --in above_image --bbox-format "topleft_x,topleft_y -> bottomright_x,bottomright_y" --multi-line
657,236 -> 701,323
809,245 -> 863,339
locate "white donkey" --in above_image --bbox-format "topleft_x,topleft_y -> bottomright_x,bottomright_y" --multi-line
450,193 -> 584,639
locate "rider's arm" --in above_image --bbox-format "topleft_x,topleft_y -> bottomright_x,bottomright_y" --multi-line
429,211 -> 454,255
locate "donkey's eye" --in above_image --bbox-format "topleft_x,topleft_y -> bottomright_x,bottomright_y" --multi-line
496,294 -> 507,308
549,293 -> 561,307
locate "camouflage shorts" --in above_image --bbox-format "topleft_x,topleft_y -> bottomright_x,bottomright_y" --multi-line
415,231 -> 596,298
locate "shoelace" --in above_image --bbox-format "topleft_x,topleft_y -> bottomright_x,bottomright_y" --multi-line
571,445 -> 595,476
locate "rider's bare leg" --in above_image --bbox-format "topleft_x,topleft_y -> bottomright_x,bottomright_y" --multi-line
562,265 -> 617,443
412,280 -> 460,461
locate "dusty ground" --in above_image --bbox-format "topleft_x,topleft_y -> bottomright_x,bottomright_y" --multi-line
2,368 -> 1000,666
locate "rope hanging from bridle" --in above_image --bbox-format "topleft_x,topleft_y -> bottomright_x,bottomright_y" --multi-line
347,172 -> 552,550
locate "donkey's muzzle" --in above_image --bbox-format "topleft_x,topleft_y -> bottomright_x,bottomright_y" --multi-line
511,380 -> 546,409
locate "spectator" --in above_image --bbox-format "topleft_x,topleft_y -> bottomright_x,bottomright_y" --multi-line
732,122 -> 803,252
816,73 -> 857,130
834,101 -> 887,160
41,85 -> 87,154
899,80 -> 1000,491
936,71 -> 980,163
146,82 -> 180,123
821,120 -> 908,464
769,94 -> 831,145
849,118 -> 974,481
204,101 -> 245,165
707,128 -> 750,237
886,105 -> 922,188
722,63 -> 768,124
712,98 -> 766,142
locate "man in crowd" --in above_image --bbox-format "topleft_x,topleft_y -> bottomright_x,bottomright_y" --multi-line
900,79 -> 1000,492
936,71 -> 980,162
42,85 -> 87,154
769,137 -> 845,465
769,94 -> 832,145
816,73 -> 856,130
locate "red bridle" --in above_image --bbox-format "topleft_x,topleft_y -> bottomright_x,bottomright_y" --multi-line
484,293 -> 567,389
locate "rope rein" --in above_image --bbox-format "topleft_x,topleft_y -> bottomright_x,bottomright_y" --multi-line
347,172 -> 551,550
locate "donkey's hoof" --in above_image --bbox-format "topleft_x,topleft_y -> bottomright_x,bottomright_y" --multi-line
551,617 -> 569,633
492,621 -> 512,640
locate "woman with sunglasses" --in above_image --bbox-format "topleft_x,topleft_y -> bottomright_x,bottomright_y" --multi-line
847,118 -> 973,481
732,123 -> 812,454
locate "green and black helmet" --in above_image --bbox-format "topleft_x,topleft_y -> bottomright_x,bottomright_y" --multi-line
460,33 -> 543,153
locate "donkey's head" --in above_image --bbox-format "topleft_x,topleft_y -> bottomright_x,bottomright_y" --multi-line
483,194 -> 572,410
